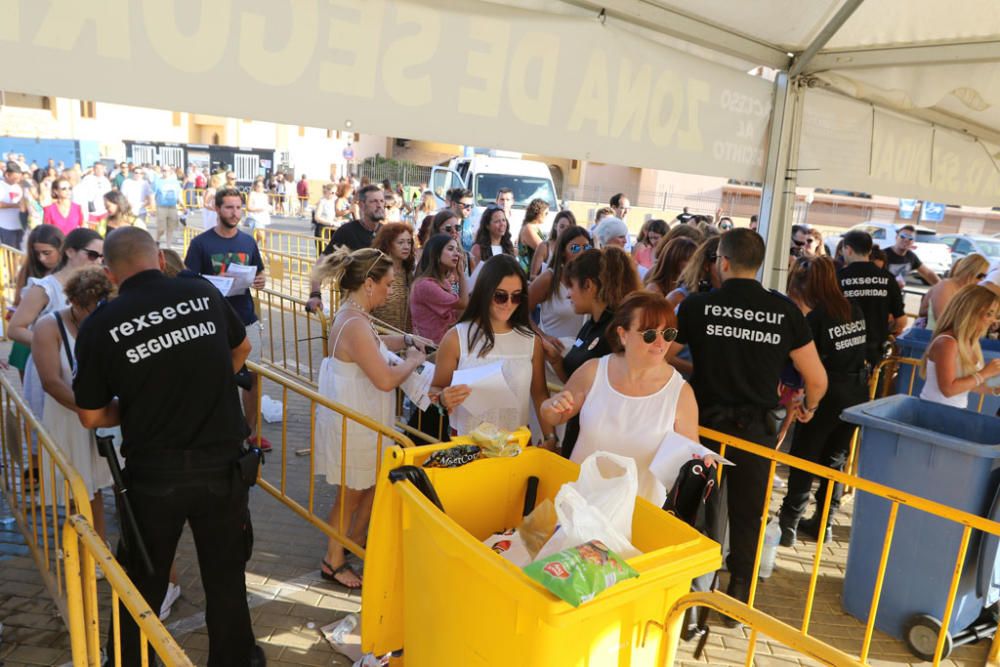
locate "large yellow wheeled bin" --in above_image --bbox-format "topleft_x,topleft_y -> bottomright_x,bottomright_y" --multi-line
362,436 -> 720,666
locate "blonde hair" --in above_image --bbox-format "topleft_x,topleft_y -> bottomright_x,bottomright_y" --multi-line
311,247 -> 392,296
950,253 -> 989,285
923,284 -> 998,377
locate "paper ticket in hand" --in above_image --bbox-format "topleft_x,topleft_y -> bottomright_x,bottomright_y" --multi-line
648,431 -> 734,492
451,361 -> 517,416
223,263 -> 257,294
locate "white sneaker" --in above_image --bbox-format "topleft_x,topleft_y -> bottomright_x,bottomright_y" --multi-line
159,583 -> 181,621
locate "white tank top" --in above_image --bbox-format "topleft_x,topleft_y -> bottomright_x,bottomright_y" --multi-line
538,281 -> 585,339
453,321 -> 536,435
571,354 -> 685,506
920,335 -> 977,408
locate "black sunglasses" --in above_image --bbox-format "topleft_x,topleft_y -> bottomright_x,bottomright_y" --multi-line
792,238 -> 806,246
493,290 -> 523,305
638,328 -> 678,344
440,225 -> 458,233
459,203 -> 473,210
978,273 -> 988,280
83,249 -> 103,261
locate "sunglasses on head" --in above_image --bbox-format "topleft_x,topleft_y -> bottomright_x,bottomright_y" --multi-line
637,328 -> 678,344
492,290 -> 523,305
83,249 -> 103,261
570,243 -> 593,253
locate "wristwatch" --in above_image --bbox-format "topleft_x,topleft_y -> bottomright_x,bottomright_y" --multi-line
541,433 -> 559,450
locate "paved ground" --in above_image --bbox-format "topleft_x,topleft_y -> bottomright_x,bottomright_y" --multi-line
0,214 -> 986,666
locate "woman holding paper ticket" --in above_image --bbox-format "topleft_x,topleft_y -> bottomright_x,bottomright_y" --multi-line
433,254 -> 552,441
311,247 -> 426,589
540,292 -> 700,505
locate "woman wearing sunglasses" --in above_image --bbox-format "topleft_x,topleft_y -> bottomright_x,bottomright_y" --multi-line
470,205 -> 515,272
546,247 -> 641,457
540,292 -> 699,504
529,209 -> 576,279
529,227 -> 593,360
918,252 -> 989,330
433,255 -> 552,441
425,209 -> 471,279
10,228 -> 103,419
410,233 -> 469,345
42,177 -> 84,235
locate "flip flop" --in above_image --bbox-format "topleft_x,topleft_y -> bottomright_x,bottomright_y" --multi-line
321,559 -> 362,590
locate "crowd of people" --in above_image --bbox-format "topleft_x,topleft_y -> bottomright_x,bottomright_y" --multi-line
7,153 -> 1000,664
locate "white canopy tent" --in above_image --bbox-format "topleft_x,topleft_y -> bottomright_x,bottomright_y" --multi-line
4,0 -> 999,284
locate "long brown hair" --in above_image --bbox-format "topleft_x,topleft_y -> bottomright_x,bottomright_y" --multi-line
645,237 -> 697,293
565,247 -> 641,311
787,255 -> 852,322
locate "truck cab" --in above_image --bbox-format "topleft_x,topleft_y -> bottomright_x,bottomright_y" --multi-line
430,155 -> 560,248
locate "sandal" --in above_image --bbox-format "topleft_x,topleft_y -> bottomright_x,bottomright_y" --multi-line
321,559 -> 362,590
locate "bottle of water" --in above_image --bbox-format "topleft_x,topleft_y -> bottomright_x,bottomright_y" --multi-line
758,517 -> 782,579
330,613 -> 359,644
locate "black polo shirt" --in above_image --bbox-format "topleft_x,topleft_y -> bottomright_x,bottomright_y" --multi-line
561,309 -> 613,457
73,270 -> 249,456
837,261 -> 904,365
321,220 -> 378,254
808,303 -> 867,375
676,278 -> 812,410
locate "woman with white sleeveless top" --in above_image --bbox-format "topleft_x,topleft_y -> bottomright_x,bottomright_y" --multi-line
541,292 -> 700,506
920,284 -> 1000,407
312,247 -> 426,589
434,255 -> 553,443
529,227 -> 592,358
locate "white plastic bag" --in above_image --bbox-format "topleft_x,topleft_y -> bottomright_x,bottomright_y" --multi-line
260,395 -> 283,423
534,452 -> 640,561
536,486 -> 639,561
572,451 -> 638,541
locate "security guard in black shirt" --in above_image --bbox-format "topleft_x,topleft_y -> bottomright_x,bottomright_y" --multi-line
73,228 -> 262,666
837,230 -> 907,367
779,256 -> 870,547
672,229 -> 827,622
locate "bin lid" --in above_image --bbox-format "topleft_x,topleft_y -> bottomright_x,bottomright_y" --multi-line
841,395 -> 1000,456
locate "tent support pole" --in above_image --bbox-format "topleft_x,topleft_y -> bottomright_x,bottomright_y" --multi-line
758,73 -> 803,291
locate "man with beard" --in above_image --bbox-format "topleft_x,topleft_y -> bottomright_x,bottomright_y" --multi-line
185,187 -> 269,451
306,184 -> 385,312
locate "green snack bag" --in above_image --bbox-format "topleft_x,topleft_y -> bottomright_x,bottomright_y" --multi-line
523,540 -> 638,606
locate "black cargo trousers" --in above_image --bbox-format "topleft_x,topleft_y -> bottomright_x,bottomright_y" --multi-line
108,446 -> 255,667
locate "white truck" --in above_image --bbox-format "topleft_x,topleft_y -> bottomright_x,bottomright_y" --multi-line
430,154 -> 560,245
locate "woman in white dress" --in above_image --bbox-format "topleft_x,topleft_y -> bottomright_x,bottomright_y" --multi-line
434,255 -> 553,443
312,247 -> 426,588
540,292 -> 700,506
245,178 -> 271,233
9,228 -> 104,419
31,267 -> 114,539
920,284 -> 1000,407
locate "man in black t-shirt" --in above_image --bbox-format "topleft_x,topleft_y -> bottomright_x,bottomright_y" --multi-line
838,230 -> 907,366
673,229 -> 827,622
74,228 -> 263,666
884,224 -> 940,287
306,184 -> 384,312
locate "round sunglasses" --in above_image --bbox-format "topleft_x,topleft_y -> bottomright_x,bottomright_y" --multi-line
637,328 -> 678,344
492,290 -> 523,305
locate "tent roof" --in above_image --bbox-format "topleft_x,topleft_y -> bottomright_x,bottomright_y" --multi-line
560,0 -> 1000,146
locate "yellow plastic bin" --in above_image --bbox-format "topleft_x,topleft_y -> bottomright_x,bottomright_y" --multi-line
362,436 -> 721,666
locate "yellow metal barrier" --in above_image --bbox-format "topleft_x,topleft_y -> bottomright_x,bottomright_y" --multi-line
0,371 -> 95,619
247,361 -> 415,558
703,424 -> 1000,666
63,514 -> 194,667
253,227 -> 323,257
259,247 -> 318,301
663,591 -> 866,666
0,243 -> 24,335
253,287 -> 330,386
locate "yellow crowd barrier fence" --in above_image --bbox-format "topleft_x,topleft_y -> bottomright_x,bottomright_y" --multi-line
253,287 -> 331,387
247,361 -> 415,559
0,371 -> 95,620
62,514 -> 193,667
